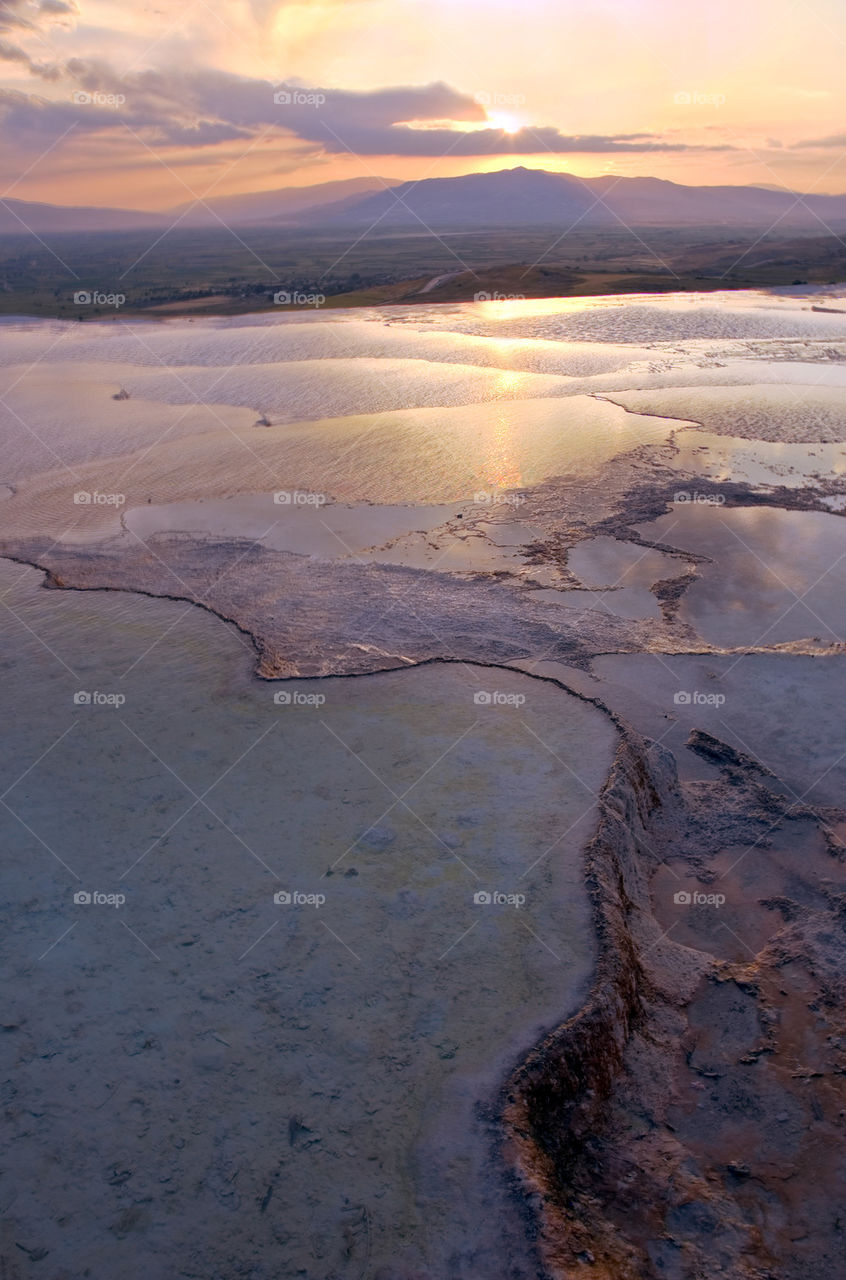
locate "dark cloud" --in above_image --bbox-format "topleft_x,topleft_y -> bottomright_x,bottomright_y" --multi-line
0,36 -> 61,77
0,66 -> 488,148
0,58 -> 724,160
0,0 -> 76,77
0,85 -> 258,147
299,122 -> 726,156
0,35 -> 37,62
791,133 -> 846,149
0,0 -> 77,31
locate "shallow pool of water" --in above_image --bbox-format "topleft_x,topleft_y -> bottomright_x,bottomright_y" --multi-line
635,505 -> 846,647
0,559 -> 616,1278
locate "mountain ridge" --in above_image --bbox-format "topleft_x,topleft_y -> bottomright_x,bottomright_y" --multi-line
3,167 -> 846,234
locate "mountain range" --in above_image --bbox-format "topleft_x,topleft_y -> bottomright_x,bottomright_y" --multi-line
2,167 -> 846,235
318,168 -> 846,230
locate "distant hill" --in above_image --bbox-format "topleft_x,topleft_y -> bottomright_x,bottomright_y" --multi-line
0,178 -> 394,236
310,167 -> 846,230
3,168 -> 846,236
171,176 -> 396,227
0,198 -> 168,235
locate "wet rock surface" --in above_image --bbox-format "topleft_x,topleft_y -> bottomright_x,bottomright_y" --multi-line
493,707 -> 845,1279
2,296 -> 846,1277
3,465 -> 843,1279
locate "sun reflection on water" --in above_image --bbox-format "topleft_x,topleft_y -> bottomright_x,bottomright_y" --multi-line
483,408 -> 523,489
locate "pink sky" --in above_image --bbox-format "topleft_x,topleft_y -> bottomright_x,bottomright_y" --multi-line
1,0 -> 845,208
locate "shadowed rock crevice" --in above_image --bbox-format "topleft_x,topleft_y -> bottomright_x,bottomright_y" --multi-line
501,716 -> 846,1279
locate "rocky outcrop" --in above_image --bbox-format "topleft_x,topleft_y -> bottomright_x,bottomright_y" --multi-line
501,728 -> 683,1277
501,715 -> 846,1279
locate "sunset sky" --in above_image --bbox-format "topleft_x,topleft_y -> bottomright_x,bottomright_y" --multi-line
2,0 -> 846,209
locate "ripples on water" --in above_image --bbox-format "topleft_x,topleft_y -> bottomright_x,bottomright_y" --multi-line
3,291 -> 845,512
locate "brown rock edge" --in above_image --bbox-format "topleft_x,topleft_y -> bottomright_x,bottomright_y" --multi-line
1,462 -> 844,1276
500,719 -> 846,1279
